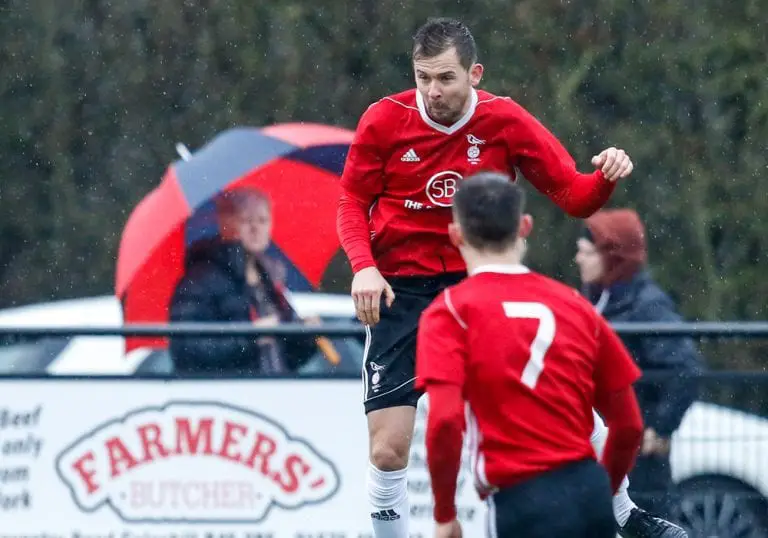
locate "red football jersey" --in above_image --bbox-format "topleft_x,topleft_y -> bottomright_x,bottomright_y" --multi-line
415,265 -> 641,492
337,89 -> 615,277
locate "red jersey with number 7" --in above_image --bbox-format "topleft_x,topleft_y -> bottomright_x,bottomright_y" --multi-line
415,265 -> 641,492
337,88 -> 616,277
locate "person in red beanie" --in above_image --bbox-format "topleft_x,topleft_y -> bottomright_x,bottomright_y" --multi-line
576,208 -> 703,534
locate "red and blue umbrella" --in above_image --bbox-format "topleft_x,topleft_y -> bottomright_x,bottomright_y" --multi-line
116,123 -> 354,352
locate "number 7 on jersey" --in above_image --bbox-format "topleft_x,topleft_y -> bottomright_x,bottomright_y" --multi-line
502,302 -> 556,389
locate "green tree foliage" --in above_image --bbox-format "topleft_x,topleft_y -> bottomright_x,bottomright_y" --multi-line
1,0 -> 765,334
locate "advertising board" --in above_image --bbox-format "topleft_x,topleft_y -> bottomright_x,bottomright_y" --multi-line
0,379 -> 486,537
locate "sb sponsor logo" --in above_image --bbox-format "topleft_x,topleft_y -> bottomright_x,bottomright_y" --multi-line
426,171 -> 462,207
403,171 -> 464,210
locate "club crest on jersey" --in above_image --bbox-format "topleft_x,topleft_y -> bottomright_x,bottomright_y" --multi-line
466,134 -> 485,165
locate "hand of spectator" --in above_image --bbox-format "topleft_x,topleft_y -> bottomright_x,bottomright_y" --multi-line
641,428 -> 670,456
303,315 -> 323,326
641,428 -> 655,455
591,147 -> 633,182
253,314 -> 280,328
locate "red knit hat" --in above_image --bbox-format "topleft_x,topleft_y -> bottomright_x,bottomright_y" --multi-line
584,209 -> 647,287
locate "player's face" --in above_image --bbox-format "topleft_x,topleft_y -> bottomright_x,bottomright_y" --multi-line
236,199 -> 272,255
414,47 -> 483,125
574,238 -> 604,284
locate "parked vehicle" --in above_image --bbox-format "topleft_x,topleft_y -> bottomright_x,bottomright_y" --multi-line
0,295 -> 765,536
0,294 -> 363,376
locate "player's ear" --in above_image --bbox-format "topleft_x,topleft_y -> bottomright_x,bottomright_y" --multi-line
518,214 -> 534,239
448,222 -> 464,249
470,63 -> 483,87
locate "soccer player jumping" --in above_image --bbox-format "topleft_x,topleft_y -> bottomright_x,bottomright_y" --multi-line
337,17 -> 686,538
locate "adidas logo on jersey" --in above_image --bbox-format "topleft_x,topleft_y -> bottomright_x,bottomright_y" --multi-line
400,148 -> 420,162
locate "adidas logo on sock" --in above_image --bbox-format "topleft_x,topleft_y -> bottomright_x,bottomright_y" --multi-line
371,509 -> 401,521
400,148 -> 420,162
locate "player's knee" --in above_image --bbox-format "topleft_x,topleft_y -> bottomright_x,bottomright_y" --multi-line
367,404 -> 416,470
370,441 -> 409,471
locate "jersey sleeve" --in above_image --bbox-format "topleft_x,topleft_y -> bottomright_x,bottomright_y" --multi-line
337,103 -> 386,272
415,289 -> 468,389
340,102 -> 386,205
504,101 -> 616,218
593,314 -> 642,394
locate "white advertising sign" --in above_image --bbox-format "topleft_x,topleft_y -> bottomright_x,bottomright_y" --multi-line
0,379 -> 487,537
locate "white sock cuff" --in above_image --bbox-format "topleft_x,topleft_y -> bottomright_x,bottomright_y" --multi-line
368,462 -> 408,510
369,462 -> 408,481
367,464 -> 411,538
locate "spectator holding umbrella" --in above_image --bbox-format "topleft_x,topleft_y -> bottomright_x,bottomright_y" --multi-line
169,187 -> 321,375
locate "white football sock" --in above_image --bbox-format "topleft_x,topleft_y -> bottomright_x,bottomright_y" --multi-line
591,410 -> 637,527
367,463 -> 410,538
613,484 -> 636,527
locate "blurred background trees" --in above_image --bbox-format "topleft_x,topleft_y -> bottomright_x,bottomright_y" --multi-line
1,0 -> 765,329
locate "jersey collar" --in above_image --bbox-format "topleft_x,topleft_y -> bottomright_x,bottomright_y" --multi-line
470,264 -> 530,276
416,88 -> 478,135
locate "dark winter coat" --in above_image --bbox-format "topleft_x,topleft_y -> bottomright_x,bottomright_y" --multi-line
587,271 -> 703,437
168,240 -> 316,376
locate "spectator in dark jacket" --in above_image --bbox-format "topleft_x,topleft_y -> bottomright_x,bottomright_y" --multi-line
169,187 -> 317,376
575,208 -> 703,521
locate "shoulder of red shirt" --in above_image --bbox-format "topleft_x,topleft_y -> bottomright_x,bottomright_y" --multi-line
474,89 -> 535,118
450,270 -> 594,308
359,89 -> 417,123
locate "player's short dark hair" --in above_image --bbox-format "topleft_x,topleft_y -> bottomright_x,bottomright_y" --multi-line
453,172 -> 525,252
412,18 -> 477,70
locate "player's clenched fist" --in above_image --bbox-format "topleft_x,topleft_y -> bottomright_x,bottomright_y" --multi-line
591,147 -> 633,183
351,266 -> 395,326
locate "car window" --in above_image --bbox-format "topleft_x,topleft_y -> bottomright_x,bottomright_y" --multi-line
132,316 -> 364,378
141,336 -> 364,378
0,338 -> 70,374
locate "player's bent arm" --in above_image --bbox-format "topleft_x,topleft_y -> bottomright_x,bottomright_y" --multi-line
508,104 -> 616,218
543,171 -> 617,219
415,294 -> 469,523
424,382 -> 465,524
594,385 -> 644,493
592,314 -> 644,491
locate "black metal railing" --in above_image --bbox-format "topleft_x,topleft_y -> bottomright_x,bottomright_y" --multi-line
0,320 -> 768,338
0,322 -> 765,535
